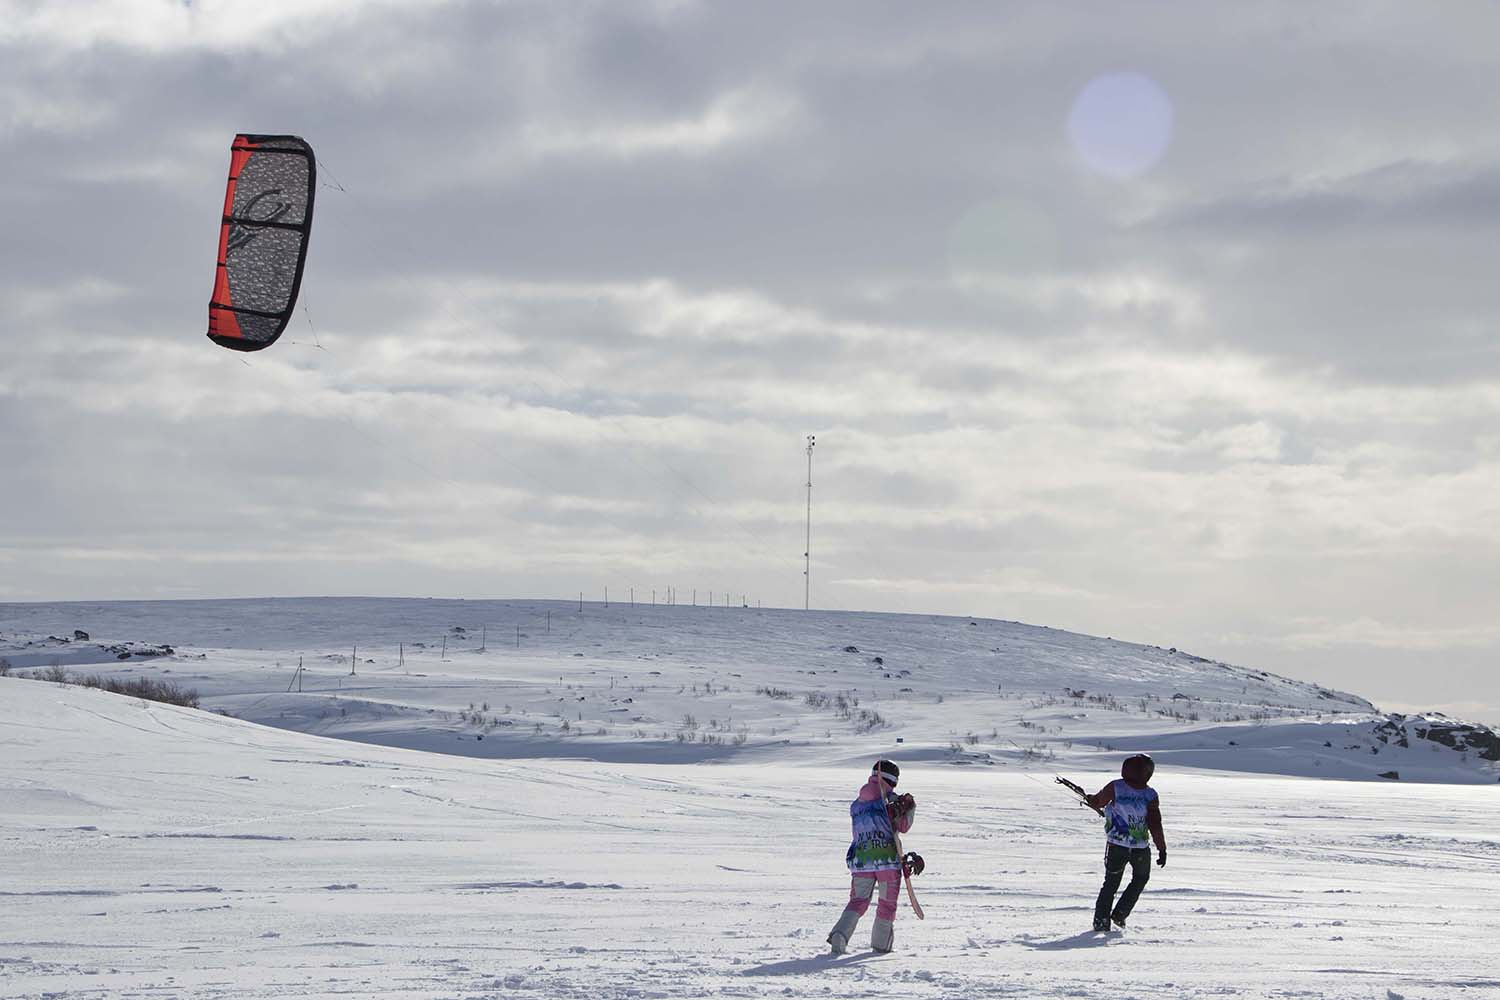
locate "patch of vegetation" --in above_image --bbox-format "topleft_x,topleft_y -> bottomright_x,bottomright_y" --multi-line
73,672 -> 201,708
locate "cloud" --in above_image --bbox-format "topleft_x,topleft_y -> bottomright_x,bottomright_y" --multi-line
519,84 -> 801,160
833,573 -> 1097,601
1274,617 -> 1500,653
1,0 -> 400,52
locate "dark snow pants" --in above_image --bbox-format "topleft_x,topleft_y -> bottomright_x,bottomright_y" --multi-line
1094,843 -> 1151,925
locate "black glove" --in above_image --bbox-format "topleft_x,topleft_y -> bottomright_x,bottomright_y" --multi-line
887,793 -> 916,823
1156,848 -> 1167,868
901,851 -> 925,877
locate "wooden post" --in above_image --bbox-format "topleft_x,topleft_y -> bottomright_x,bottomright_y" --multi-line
516,625 -> 520,649
441,634 -> 447,660
546,610 -> 551,633
350,645 -> 356,676
481,625 -> 487,652
399,643 -> 405,671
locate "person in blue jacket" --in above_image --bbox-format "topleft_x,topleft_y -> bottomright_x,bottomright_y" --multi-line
1086,753 -> 1167,932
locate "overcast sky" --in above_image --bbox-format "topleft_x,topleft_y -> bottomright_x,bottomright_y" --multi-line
4,1 -> 1500,723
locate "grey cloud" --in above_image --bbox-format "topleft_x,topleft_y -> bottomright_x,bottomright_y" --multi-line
1145,161 -> 1500,236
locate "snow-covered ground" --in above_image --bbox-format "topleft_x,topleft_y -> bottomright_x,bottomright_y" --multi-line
3,598 -> 1499,998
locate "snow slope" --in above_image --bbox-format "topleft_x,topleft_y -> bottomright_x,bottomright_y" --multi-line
3,598 -> 1496,784
3,675 -> 1499,1000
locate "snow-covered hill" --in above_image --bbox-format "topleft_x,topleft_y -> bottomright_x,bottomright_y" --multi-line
3,598 -> 1496,784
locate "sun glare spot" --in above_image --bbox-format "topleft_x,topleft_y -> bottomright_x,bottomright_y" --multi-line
1067,72 -> 1175,179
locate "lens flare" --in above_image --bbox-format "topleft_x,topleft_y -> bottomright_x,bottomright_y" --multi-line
1067,72 -> 1174,179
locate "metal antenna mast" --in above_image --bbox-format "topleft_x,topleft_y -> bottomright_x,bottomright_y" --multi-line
804,434 -> 816,610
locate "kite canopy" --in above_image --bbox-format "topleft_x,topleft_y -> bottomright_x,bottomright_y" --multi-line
207,134 -> 315,352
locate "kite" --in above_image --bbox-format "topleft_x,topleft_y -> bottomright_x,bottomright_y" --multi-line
207,134 -> 315,352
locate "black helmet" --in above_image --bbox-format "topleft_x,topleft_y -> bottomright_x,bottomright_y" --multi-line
1122,753 -> 1155,784
872,759 -> 900,787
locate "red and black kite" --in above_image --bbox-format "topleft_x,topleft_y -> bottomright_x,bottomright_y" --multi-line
207,134 -> 315,352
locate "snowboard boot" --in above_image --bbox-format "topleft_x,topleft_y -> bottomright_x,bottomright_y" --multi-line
1110,911 -> 1127,930
1092,917 -> 1111,933
827,908 -> 860,955
871,917 -> 895,953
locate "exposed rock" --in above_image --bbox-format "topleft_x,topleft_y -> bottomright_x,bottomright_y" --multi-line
1415,721 -> 1500,762
104,643 -> 174,660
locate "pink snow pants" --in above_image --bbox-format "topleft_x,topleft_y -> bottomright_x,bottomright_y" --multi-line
844,871 -> 901,921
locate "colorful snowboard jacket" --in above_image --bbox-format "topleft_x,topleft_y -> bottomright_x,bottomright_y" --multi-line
1091,778 -> 1163,850
845,775 -> 913,874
